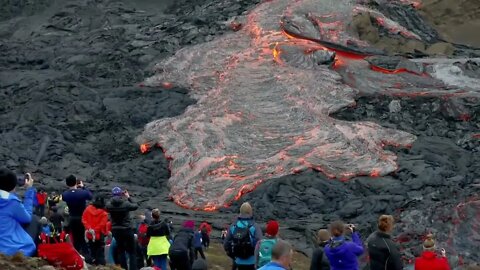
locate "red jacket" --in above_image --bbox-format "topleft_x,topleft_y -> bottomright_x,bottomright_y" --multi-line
36,192 -> 48,205
199,222 -> 212,235
415,251 -> 450,270
82,205 -> 109,240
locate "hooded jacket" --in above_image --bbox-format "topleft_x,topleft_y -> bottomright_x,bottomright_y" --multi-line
0,188 -> 36,256
147,220 -> 171,256
414,251 -> 450,270
224,216 -> 263,265
82,204 -> 109,240
199,222 -> 212,235
310,241 -> 331,270
169,227 -> 195,263
367,231 -> 403,270
324,232 -> 364,270
106,196 -> 138,229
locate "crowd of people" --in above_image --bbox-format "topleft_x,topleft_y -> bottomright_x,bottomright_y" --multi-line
0,168 -> 462,270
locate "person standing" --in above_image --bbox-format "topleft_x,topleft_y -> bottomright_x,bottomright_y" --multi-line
255,220 -> 280,269
414,234 -> 450,270
224,202 -> 263,270
106,187 -> 138,270
147,208 -> 171,270
169,220 -> 196,270
0,169 -> 36,256
258,240 -> 294,270
199,221 -> 212,249
194,228 -> 206,259
62,175 -> 92,255
324,221 -> 364,270
36,189 -> 48,216
366,215 -> 403,270
82,196 -> 109,265
309,229 -> 331,270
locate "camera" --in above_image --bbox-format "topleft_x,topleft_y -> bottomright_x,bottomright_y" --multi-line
16,174 -> 27,187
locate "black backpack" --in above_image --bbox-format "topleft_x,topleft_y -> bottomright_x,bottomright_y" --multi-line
231,223 -> 255,259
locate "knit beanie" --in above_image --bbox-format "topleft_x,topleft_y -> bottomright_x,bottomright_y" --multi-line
0,168 -> 18,192
266,220 -> 279,236
40,217 -> 48,225
183,220 -> 195,229
423,234 -> 436,250
112,186 -> 123,196
192,258 -> 208,270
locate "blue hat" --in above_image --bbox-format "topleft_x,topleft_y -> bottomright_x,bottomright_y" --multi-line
112,186 -> 122,196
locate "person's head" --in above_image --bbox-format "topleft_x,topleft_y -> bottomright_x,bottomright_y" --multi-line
0,168 -> 17,192
266,220 -> 279,237
183,220 -> 195,230
329,220 -> 345,237
239,202 -> 253,217
152,208 -> 161,221
378,215 -> 395,233
51,191 -> 57,196
92,195 -> 106,209
271,240 -> 293,268
40,216 -> 48,225
192,258 -> 208,270
112,186 -> 123,197
423,234 -> 436,251
317,229 -> 331,244
66,175 -> 77,188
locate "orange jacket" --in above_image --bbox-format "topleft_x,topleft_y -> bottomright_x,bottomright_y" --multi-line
82,205 -> 109,240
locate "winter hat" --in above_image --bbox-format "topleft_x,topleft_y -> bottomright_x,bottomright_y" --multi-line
0,168 -> 17,192
40,217 -> 48,225
423,234 -> 436,250
66,175 -> 77,187
266,220 -> 279,236
192,258 -> 208,270
183,220 -> 195,229
112,186 -> 123,196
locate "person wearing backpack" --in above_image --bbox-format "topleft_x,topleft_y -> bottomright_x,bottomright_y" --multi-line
169,220 -> 195,270
147,208 -> 171,270
255,220 -> 280,268
224,202 -> 263,270
257,240 -> 294,270
82,195 -> 109,265
0,169 -> 36,256
310,229 -> 331,270
324,221 -> 364,270
366,215 -> 403,270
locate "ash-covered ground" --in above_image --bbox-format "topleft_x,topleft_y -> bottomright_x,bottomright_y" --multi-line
1,0 -> 479,267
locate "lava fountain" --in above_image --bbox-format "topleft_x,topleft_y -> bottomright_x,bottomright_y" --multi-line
137,0 -> 479,210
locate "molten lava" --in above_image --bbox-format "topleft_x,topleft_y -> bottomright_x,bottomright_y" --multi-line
138,0 -> 479,210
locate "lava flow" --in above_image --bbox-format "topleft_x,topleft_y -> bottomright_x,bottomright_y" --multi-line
137,0 -> 478,210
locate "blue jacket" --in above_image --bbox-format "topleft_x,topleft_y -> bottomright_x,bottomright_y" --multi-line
194,231 -> 203,248
0,188 -> 36,256
224,216 -> 263,265
324,232 -> 364,270
62,188 -> 92,217
258,261 -> 288,270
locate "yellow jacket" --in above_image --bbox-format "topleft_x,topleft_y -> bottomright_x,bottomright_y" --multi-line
147,236 -> 170,256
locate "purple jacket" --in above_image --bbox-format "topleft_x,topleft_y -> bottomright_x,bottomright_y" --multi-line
324,232 -> 364,270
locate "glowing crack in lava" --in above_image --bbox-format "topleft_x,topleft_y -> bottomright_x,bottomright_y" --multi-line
136,0 -> 446,210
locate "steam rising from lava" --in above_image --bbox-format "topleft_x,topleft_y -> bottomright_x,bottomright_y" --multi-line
135,0 -> 435,210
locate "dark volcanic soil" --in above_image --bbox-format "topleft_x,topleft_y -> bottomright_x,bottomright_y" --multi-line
1,0 -> 480,268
